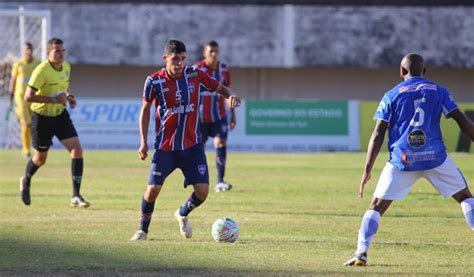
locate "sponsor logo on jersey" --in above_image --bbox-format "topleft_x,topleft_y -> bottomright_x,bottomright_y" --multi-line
399,83 -> 437,93
165,103 -> 195,115
401,150 -> 436,166
407,129 -> 426,148
186,72 -> 198,78
197,164 -> 207,175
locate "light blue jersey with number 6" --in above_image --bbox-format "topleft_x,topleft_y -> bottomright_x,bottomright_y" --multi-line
374,77 -> 458,171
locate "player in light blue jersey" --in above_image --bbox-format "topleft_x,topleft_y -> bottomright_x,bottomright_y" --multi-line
344,53 -> 474,267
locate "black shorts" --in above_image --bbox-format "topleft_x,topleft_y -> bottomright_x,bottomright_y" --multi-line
31,110 -> 78,152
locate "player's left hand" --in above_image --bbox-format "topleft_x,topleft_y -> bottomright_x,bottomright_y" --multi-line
229,115 -> 236,129
228,95 -> 241,109
358,171 -> 371,199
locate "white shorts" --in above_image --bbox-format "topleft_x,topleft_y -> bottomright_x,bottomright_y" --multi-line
374,156 -> 468,200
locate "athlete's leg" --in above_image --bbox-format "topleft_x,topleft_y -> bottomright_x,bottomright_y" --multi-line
132,150 -> 175,240
61,137 -> 85,200
346,163 -> 418,266
452,188 -> 474,230
139,184 -> 162,234
424,157 -> 474,230
179,183 -> 209,216
214,136 -> 227,184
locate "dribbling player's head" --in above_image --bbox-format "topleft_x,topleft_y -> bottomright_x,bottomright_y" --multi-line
163,40 -> 186,78
400,53 -> 426,81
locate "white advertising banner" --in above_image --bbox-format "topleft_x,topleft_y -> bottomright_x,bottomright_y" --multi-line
1,98 -> 360,152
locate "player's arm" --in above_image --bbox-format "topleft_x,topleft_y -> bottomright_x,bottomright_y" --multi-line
9,74 -> 16,100
215,84 -> 241,109
138,99 -> 152,160
24,86 -> 67,104
229,107 -> 236,129
65,89 -> 77,109
448,108 -> 474,141
359,120 -> 388,199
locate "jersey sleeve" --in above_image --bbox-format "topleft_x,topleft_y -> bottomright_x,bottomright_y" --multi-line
28,66 -> 45,91
142,76 -> 155,102
198,69 -> 219,92
441,88 -> 458,117
374,94 -> 391,122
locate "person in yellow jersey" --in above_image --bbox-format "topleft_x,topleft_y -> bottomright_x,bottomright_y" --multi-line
9,42 -> 40,159
21,37 -> 90,208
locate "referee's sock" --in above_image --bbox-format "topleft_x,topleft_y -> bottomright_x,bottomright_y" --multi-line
72,158 -> 83,197
24,159 -> 40,186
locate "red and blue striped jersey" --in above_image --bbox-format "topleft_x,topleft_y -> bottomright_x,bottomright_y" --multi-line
195,60 -> 231,123
143,66 -> 219,151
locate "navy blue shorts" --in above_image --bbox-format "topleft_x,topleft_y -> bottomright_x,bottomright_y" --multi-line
200,117 -> 228,144
147,143 -> 209,187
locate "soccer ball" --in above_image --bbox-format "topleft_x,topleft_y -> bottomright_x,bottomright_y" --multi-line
211,217 -> 239,243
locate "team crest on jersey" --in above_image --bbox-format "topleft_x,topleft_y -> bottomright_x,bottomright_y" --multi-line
188,83 -> 195,93
407,129 -> 426,148
197,164 -> 207,175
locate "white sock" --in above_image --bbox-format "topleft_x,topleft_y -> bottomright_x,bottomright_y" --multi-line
356,210 -> 381,255
461,198 -> 474,230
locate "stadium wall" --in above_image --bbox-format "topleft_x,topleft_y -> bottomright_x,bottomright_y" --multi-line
1,2 -> 474,68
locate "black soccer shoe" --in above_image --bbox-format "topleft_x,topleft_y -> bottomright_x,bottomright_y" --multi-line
20,176 -> 31,206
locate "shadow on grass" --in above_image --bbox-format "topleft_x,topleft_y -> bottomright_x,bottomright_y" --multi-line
0,237 -> 345,276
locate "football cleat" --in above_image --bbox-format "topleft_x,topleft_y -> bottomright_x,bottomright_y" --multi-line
130,230 -> 148,241
20,176 -> 31,206
174,209 -> 192,238
344,252 -> 368,266
71,195 -> 91,208
215,182 -> 232,192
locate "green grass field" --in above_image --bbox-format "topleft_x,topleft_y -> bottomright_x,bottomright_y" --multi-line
1,149 -> 473,275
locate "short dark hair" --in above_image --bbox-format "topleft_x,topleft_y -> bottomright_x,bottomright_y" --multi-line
47,37 -> 63,50
204,40 -> 219,48
25,42 -> 34,49
164,40 -> 186,55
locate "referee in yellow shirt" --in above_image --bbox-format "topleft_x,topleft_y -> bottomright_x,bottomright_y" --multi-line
9,43 -> 40,159
21,37 -> 90,208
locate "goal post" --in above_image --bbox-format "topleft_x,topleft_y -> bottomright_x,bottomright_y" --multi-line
0,7 -> 51,149
0,7 -> 51,62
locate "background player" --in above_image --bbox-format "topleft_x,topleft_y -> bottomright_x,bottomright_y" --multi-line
21,38 -> 90,208
130,40 -> 241,241
344,53 -> 474,266
195,40 -> 236,192
9,42 -> 40,159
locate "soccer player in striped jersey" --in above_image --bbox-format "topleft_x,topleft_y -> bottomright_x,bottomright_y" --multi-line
344,53 -> 474,266
195,40 -> 236,192
9,43 -> 40,159
130,40 -> 241,241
